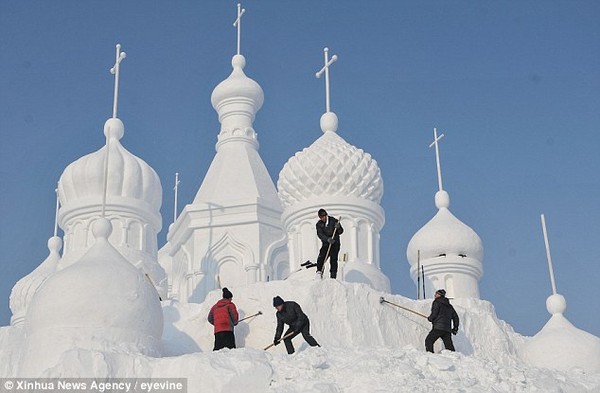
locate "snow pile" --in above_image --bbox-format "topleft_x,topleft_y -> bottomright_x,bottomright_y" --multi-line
1,274 -> 599,392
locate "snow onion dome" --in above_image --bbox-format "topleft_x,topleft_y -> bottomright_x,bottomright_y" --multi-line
9,236 -> 62,327
407,191 -> 483,263
522,294 -> 600,373
277,112 -> 383,208
58,117 -> 162,228
406,190 -> 483,298
210,54 -> 264,150
22,218 -> 163,375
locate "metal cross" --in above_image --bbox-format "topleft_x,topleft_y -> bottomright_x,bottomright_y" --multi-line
315,47 -> 338,113
428,127 -> 445,191
233,3 -> 246,55
110,44 -> 127,118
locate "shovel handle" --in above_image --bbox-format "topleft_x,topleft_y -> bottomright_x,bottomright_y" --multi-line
380,297 -> 428,319
264,331 -> 295,350
238,311 -> 262,323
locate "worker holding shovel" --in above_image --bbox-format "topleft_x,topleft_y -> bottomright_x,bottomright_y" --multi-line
315,209 -> 343,279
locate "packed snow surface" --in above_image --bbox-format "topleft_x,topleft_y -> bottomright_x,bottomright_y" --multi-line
2,274 -> 599,392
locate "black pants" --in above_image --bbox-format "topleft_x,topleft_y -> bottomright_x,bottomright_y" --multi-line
316,241 -> 340,278
283,321 -> 320,354
213,331 -> 236,351
425,329 -> 455,353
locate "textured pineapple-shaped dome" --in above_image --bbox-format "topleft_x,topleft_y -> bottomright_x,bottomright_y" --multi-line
407,190 -> 483,265
278,112 -> 383,208
58,118 -> 162,212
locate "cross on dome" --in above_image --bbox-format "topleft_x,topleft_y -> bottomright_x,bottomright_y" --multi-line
110,44 -> 127,118
428,128 -> 445,192
315,47 -> 338,113
233,3 -> 246,55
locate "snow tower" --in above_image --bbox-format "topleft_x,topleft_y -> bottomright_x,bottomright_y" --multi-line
159,7 -> 287,302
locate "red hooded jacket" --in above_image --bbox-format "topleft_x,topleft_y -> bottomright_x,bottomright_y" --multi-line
208,299 -> 239,333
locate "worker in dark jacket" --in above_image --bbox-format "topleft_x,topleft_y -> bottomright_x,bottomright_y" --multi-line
425,289 -> 459,353
272,296 -> 320,354
315,208 -> 344,279
208,288 -> 239,351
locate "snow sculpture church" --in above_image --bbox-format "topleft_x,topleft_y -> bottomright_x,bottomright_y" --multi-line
159,30 -> 390,301
10,4 -> 489,331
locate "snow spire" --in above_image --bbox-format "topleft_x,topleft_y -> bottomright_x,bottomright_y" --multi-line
210,6 -> 264,149
233,3 -> 246,56
173,172 -> 180,224
540,214 -> 557,295
102,44 -> 127,218
53,185 -> 60,237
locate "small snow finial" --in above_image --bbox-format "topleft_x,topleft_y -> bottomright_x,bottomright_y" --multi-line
315,47 -> 338,113
540,214 -> 558,295
319,111 -> 339,134
233,3 -> 246,56
48,235 -> 63,256
434,190 -> 450,209
173,172 -> 180,224
546,293 -> 566,316
110,44 -> 127,119
92,217 -> 113,241
428,128 -> 445,192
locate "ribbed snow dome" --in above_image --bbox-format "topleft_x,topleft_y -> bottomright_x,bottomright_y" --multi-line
26,218 -> 163,354
278,114 -> 383,208
9,236 -> 61,326
407,190 -> 483,266
211,54 -> 264,115
58,118 -> 162,211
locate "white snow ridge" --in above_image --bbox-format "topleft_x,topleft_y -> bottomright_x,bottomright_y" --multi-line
2,277 -> 600,392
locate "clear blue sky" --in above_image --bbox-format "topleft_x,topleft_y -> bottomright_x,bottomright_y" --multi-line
1,1 -> 599,337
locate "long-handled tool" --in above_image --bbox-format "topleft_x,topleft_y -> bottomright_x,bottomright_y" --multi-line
284,260 -> 317,280
263,331 -> 296,350
379,296 -> 428,318
238,311 -> 262,323
144,273 -> 163,301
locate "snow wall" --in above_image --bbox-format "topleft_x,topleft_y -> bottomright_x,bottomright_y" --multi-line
1,272 -> 599,392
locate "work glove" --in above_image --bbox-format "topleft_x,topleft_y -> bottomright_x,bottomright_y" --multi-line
327,237 -> 334,244
451,328 -> 458,335
273,338 -> 280,346
334,222 -> 340,229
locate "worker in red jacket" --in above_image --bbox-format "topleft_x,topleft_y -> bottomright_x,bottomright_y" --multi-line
208,288 -> 239,350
